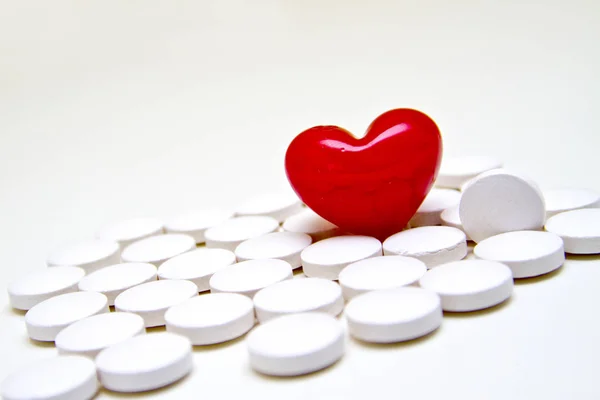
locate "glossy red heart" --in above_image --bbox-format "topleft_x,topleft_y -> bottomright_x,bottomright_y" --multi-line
285,108 -> 442,240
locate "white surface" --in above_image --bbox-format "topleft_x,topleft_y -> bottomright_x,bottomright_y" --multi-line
164,209 -> 233,244
409,188 -> 461,227
235,190 -> 303,222
543,188 -> 600,218
235,231 -> 312,269
121,234 -> 196,267
282,209 -> 340,242
435,155 -> 503,189
205,216 -> 280,251
209,259 -> 293,298
440,205 -> 470,239
545,209 -> 600,254
46,239 -> 120,274
96,217 -> 164,249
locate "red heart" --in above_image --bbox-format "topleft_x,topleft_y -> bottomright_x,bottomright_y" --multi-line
285,108 -> 442,240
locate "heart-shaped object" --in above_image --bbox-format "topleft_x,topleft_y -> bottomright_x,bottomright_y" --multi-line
285,108 -> 442,240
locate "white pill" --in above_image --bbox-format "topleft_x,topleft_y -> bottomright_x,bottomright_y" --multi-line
543,188 -> 600,218
419,260 -> 513,312
235,232 -> 312,269
25,291 -> 109,341
474,231 -> 565,278
205,216 -> 279,251
164,209 -> 233,243
301,236 -> 382,280
8,266 -> 85,310
158,248 -> 236,292
114,280 -> 198,327
46,239 -> 120,274
121,233 -> 195,267
1,355 -> 98,400
436,155 -> 503,189
247,312 -> 344,376
253,278 -> 343,323
459,169 -> 546,243
545,208 -> 600,254
383,226 -> 467,268
78,263 -> 157,305
96,217 -> 163,249
235,190 -> 303,222
338,256 -> 427,300
209,259 -> 293,298
165,293 -> 254,345
96,332 -> 192,393
282,209 -> 340,241
409,188 -> 461,227
345,287 -> 442,343
56,312 -> 146,358
440,205 -> 470,239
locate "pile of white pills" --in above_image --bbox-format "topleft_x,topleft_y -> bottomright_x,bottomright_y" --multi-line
3,154 -> 599,398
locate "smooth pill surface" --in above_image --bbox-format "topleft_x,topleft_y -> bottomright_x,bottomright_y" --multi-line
209,259 -> 293,298
164,209 -> 233,243
25,291 -> 109,341
282,209 -> 340,242
543,188 -> 600,218
440,205 -> 470,239
436,155 -> 503,189
419,260 -> 513,312
409,188 -> 461,227
301,236 -> 382,280
253,278 -> 343,322
474,231 -> 565,278
545,208 -> 600,254
56,312 -> 146,358
121,234 -> 195,267
8,266 -> 85,310
96,332 -> 193,393
338,256 -> 427,300
114,280 -> 198,327
165,293 -> 254,345
96,217 -> 163,249
247,312 -> 344,376
235,232 -> 312,269
235,190 -> 303,222
204,216 -> 279,251
345,287 -> 442,343
46,239 -> 120,273
1,355 -> 98,400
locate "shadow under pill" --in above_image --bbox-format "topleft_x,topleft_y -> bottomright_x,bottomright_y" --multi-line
146,325 -> 167,333
443,295 -> 513,319
349,325 -> 441,350
514,265 -> 564,285
565,253 -> 600,262
5,306 -> 27,317
27,337 -> 56,348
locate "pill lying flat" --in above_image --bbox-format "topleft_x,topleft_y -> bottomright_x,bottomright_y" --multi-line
409,189 -> 461,227
235,190 -> 303,222
205,216 -> 279,251
96,217 -> 163,249
121,234 -> 196,267
46,239 -> 120,274
282,209 -> 340,241
543,188 -> 600,218
545,208 -> 600,254
209,259 -> 293,298
436,155 -> 503,189
440,205 -> 470,239
235,232 -> 312,269
164,209 -> 233,244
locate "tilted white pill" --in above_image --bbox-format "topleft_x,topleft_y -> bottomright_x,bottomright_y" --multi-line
164,209 -> 233,244
235,232 -> 312,269
543,188 -> 600,218
282,209 -> 340,241
409,188 -> 461,227
545,208 -> 600,254
235,190 -> 303,222
96,217 -> 163,249
209,259 -> 293,298
440,205 -> 470,239
46,239 -> 120,274
436,155 -> 503,189
204,216 -> 279,251
121,234 -> 195,267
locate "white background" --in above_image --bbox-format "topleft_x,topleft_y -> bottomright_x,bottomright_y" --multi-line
1,0 -> 599,398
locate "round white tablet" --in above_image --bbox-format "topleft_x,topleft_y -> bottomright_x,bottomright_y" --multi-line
235,190 -> 303,222
301,236 -> 382,280
440,205 -> 470,239
78,262 -> 157,305
96,332 -> 192,393
158,248 -> 236,292
121,234 -> 195,267
253,278 -> 344,322
114,280 -> 198,327
8,266 -> 85,310
56,312 -> 146,358
164,209 -> 233,243
96,217 -> 163,249
46,239 -> 120,274
165,293 -> 254,345
419,260 -> 513,312
436,155 -> 503,189
345,287 -> 442,343
459,169 -> 546,243
474,231 -> 565,278
543,188 -> 600,218
25,291 -> 109,341
209,259 -> 293,298
409,188 -> 461,227
205,216 -> 279,251
545,208 -> 600,254
247,312 -> 344,376
282,209 -> 340,241
1,356 -> 98,400
338,256 -> 427,300
235,232 -> 312,269
382,226 -> 467,268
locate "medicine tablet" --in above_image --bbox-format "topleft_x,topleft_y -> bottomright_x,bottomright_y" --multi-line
205,216 -> 279,251
56,312 -> 146,358
474,231 -> 565,278
440,205 -> 470,239
382,226 -> 467,268
282,209 -> 340,241
409,189 -> 461,227
459,169 -> 546,243
158,248 -> 236,292
78,262 -> 157,305
165,293 -> 254,345
436,155 -> 503,189
345,287 -> 442,343
247,312 -> 344,376
301,236 -> 382,280
338,256 -> 427,300
25,291 -> 109,341
253,278 -> 343,322
235,232 -> 312,269
1,355 -> 98,400
164,209 -> 233,243
209,259 -> 293,298
47,239 -> 120,274
8,266 -> 85,310
96,332 -> 192,393
545,208 -> 600,254
121,234 -> 195,267
114,280 -> 198,327
96,217 -> 163,249
235,191 -> 303,222
543,188 -> 600,218
419,260 -> 513,312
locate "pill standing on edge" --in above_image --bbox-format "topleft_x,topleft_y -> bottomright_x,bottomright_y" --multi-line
282,209 -> 340,242
409,188 -> 461,227
545,208 -> 600,254
435,155 -> 503,190
235,190 -> 303,222
164,209 -> 233,244
235,232 -> 312,269
46,239 -> 120,274
204,216 -> 280,251
543,188 -> 600,218
121,234 -> 196,267
96,217 -> 164,249
209,259 -> 293,298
